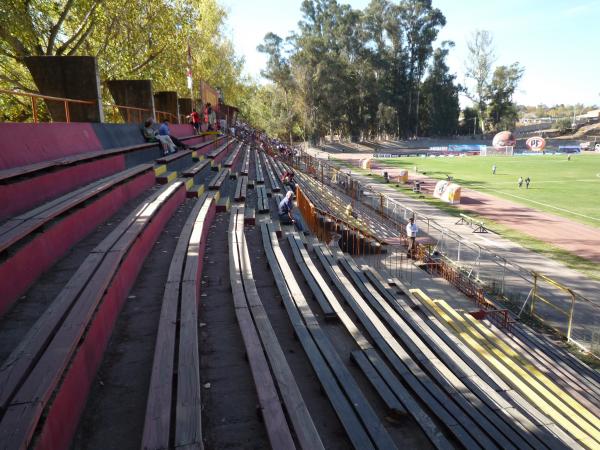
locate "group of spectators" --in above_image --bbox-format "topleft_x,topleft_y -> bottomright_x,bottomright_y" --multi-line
143,118 -> 189,155
188,103 -> 217,135
232,121 -> 300,161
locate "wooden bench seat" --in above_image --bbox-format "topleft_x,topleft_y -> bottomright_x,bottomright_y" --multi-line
223,142 -> 243,167
255,151 -> 264,184
0,133 -> 206,183
234,175 -> 248,202
286,234 -> 336,319
260,222 -> 396,450
0,164 -> 158,316
189,135 -> 225,151
256,186 -> 269,213
0,181 -> 187,450
339,257 -> 533,450
182,159 -> 211,177
262,153 -> 280,192
142,193 -> 215,450
412,289 -> 592,449
208,169 -> 229,191
206,139 -> 232,159
229,206 -> 322,450
0,163 -> 154,253
240,146 -> 250,175
314,244 -> 479,449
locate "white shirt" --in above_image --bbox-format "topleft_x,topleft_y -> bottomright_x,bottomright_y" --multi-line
406,222 -> 418,237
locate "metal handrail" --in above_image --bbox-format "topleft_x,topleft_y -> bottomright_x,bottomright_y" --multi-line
0,88 -> 96,123
0,89 -> 179,124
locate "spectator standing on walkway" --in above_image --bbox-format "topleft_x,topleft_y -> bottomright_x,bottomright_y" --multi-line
189,109 -> 201,135
518,176 -> 523,188
492,164 -> 496,175
159,119 -> 187,149
207,103 -> 217,131
525,177 -> 531,189
406,217 -> 418,259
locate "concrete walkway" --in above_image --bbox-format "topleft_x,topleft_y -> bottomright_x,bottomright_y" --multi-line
304,147 -> 600,352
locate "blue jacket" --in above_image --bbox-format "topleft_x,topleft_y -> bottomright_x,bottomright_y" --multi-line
159,122 -> 170,136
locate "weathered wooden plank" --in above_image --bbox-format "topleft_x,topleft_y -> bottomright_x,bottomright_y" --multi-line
286,234 -> 336,319
228,208 -> 297,450
338,256 -> 505,450
182,159 -> 211,177
175,280 -> 203,449
364,269 -> 554,450
259,224 -> 376,450
237,224 -> 324,450
0,164 -> 154,252
313,245 -> 477,449
264,223 -> 396,450
350,350 -> 406,418
142,281 -> 179,450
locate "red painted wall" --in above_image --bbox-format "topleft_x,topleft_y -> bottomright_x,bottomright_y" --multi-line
0,155 -> 126,221
0,123 -> 103,170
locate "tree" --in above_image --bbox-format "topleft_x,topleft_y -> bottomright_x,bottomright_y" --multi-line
395,0 -> 446,136
464,29 -> 495,133
257,33 -> 296,143
418,41 -> 460,136
486,63 -> 524,131
0,0 -> 248,121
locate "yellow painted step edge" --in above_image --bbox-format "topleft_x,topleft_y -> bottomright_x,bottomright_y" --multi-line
436,300 -> 600,436
411,289 -> 598,449
462,312 -> 600,430
154,164 -> 167,176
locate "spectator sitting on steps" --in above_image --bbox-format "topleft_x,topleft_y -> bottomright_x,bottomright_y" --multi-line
278,190 -> 303,231
143,118 -> 176,156
159,119 -> 188,150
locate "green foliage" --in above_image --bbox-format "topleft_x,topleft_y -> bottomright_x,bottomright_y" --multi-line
247,0 -> 455,142
463,30 -> 525,133
418,42 -> 460,136
486,63 -> 524,131
555,117 -> 572,134
0,0 -> 248,121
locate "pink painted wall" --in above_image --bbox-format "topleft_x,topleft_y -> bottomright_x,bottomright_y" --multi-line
0,123 -> 103,170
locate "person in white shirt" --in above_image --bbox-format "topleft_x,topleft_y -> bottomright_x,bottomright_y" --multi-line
406,217 -> 418,258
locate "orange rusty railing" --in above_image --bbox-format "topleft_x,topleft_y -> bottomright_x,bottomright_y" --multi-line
0,88 -> 96,123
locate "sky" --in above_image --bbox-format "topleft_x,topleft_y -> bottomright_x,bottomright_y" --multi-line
220,0 -> 600,107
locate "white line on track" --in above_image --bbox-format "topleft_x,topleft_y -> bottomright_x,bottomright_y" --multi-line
490,190 -> 600,222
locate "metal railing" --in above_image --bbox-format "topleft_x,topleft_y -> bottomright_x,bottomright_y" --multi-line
0,88 -> 96,123
0,89 -> 179,124
289,149 -> 600,357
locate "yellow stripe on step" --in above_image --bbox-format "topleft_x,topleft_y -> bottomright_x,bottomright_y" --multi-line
411,289 -> 599,449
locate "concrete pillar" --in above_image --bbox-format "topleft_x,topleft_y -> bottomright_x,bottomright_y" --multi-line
178,97 -> 193,120
154,91 -> 179,123
106,80 -> 155,123
24,56 -> 103,122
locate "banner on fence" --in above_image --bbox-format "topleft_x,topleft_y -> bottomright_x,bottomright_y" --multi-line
447,144 -> 486,152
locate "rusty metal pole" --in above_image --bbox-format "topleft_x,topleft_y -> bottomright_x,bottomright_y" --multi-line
530,273 -> 538,317
64,100 -> 70,123
566,291 -> 576,342
31,97 -> 38,123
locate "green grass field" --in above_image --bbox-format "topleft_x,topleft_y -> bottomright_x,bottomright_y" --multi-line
377,153 -> 600,229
